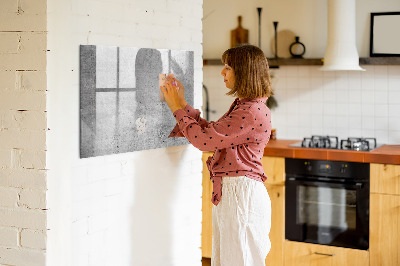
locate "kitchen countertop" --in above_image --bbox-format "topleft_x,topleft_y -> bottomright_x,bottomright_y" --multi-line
263,139 -> 400,165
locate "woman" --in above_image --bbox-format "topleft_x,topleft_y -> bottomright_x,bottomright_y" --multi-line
161,44 -> 273,266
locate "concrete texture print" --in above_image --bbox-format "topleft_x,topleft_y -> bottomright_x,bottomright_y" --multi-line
80,45 -> 194,158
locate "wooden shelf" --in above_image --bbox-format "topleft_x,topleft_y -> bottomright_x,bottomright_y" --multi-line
203,57 -> 400,67
203,58 -> 323,67
268,58 -> 322,67
359,57 -> 400,65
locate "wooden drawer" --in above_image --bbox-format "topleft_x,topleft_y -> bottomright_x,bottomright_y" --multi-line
284,241 -> 369,266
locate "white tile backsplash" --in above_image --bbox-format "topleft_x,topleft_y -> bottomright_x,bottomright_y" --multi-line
348,90 -> 362,103
375,117 -> 389,130
389,104 -> 400,117
362,116 -> 375,130
286,77 -> 299,89
374,90 -> 388,104
389,131 -> 400,143
375,104 -> 389,117
375,130 -> 389,144
388,91 -> 400,104
361,104 -> 374,117
362,90 -> 375,104
389,117 -> 400,131
323,103 -> 336,116
336,115 -> 348,129
204,65 -> 400,144
374,77 -> 388,91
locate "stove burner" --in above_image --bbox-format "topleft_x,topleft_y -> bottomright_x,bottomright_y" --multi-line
301,135 -> 339,149
295,136 -> 378,151
340,137 -> 377,151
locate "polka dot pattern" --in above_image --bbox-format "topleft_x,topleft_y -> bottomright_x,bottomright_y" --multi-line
169,97 -> 272,206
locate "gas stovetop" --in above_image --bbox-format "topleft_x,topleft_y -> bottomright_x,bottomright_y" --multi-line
289,135 -> 382,151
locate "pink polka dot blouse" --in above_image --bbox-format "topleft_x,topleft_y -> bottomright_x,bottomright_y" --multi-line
169,97 -> 272,206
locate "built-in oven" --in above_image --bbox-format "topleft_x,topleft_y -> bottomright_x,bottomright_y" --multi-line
285,158 -> 370,250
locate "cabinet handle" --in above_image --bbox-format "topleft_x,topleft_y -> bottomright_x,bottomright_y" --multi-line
314,252 -> 335,257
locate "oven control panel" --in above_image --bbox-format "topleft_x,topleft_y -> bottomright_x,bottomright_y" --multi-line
286,158 -> 369,180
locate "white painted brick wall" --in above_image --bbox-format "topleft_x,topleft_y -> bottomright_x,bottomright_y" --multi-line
0,208 -> 46,230
19,189 -> 47,209
21,229 -> 47,250
0,169 -> 47,190
0,227 -> 19,247
0,247 -> 46,266
0,0 -> 47,265
0,187 -> 19,208
46,0 -> 203,266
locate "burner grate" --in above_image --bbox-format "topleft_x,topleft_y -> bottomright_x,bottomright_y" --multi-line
296,136 -> 378,151
301,135 -> 339,149
340,137 -> 377,151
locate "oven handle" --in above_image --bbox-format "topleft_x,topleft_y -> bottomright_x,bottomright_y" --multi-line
286,177 -> 364,189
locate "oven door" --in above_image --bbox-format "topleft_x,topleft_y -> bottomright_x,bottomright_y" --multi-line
285,177 -> 369,250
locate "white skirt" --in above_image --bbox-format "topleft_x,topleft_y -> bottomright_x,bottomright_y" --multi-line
212,176 -> 271,266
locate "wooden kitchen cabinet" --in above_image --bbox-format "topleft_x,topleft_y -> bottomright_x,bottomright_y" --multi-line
370,163 -> 400,266
201,154 -> 286,266
284,241 -> 369,266
262,156 -> 285,266
264,184 -> 285,266
370,163 -> 400,195
261,156 -> 285,186
370,193 -> 400,266
202,152 -> 213,258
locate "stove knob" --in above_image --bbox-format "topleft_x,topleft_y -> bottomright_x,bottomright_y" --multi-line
305,162 -> 312,171
340,164 -> 347,174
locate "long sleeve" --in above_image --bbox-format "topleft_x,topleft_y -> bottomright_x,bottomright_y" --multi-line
172,105 -> 257,152
171,97 -> 271,206
168,104 -> 211,137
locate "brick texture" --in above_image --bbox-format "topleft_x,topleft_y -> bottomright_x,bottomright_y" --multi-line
19,189 -> 46,209
0,227 -> 19,247
46,0 -> 203,264
0,187 -> 19,208
0,0 -> 47,264
0,247 -> 46,266
21,229 -> 46,249
0,208 -> 47,230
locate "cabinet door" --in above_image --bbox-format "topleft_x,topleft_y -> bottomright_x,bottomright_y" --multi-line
284,241 -> 369,266
370,163 -> 400,195
370,193 -> 400,266
202,152 -> 213,258
261,156 -> 285,185
264,184 -> 284,266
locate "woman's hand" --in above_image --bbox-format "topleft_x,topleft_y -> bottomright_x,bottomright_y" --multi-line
161,77 -> 184,114
174,78 -> 187,108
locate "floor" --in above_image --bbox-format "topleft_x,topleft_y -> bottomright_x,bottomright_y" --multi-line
202,257 -> 211,266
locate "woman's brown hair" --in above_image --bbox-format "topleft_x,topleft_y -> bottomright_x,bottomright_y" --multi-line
221,44 -> 273,99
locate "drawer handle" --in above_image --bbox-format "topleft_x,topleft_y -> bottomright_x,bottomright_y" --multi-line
314,252 -> 335,257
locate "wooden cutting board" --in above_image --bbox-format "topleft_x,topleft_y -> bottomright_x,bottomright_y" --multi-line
231,16 -> 249,48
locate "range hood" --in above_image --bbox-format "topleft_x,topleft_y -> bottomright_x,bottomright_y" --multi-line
320,0 -> 365,71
